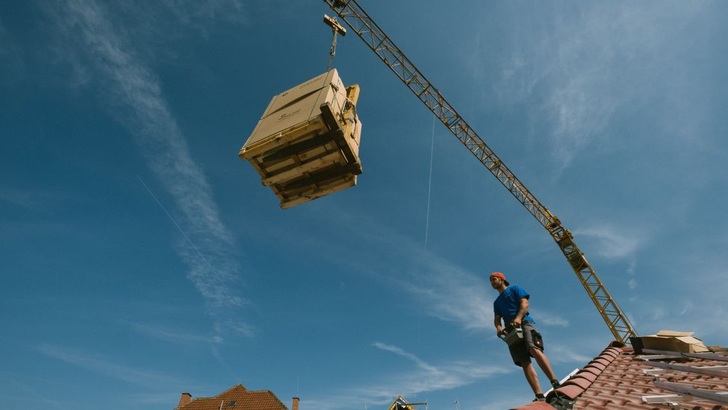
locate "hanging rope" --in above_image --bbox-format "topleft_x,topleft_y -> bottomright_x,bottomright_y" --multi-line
424,115 -> 436,248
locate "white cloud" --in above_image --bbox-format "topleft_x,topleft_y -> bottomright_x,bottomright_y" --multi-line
128,322 -> 215,345
628,279 -> 638,290
300,206 -> 494,334
490,2 -> 709,169
535,311 -> 569,328
305,343 -> 510,410
630,260 -> 728,341
37,344 -> 182,386
573,224 -> 644,260
372,342 -> 439,374
0,184 -> 67,214
47,0 -> 251,340
394,257 -> 492,332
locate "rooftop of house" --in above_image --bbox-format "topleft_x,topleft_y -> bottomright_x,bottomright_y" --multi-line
513,331 -> 728,410
172,333 -> 726,410
387,394 -> 427,410
174,384 -> 295,410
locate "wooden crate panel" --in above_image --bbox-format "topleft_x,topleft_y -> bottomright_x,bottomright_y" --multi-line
262,150 -> 346,186
262,69 -> 345,118
277,174 -> 358,209
239,114 -> 327,160
240,70 -> 363,208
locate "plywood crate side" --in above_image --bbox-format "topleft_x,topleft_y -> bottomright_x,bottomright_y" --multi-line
239,115 -> 326,160
238,68 -> 361,209
262,70 -> 330,117
274,160 -> 359,191
331,116 -> 363,172
262,69 -> 345,118
243,127 -> 343,178
244,92 -> 326,148
241,86 -> 346,158
262,150 -> 346,187
278,175 -> 357,209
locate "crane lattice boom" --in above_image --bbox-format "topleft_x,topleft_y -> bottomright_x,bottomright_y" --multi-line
323,0 -> 636,344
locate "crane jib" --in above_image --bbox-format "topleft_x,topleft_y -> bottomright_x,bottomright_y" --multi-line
323,0 -> 637,343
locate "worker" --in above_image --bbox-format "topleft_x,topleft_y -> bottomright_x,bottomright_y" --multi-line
490,271 -> 560,402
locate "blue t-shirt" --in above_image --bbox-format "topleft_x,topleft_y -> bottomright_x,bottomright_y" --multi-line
493,285 -> 535,324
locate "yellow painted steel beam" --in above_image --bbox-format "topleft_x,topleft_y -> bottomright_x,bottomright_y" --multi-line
323,0 -> 637,343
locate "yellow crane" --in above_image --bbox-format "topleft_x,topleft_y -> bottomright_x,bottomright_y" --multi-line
322,0 -> 637,344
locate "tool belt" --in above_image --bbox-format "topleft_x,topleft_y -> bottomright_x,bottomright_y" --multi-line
499,324 -> 524,346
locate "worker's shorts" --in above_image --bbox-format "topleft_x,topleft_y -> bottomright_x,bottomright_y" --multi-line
508,321 -> 544,367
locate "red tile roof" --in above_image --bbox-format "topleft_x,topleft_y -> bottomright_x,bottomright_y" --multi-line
175,384 -> 289,410
511,401 -> 554,410
512,339 -> 728,410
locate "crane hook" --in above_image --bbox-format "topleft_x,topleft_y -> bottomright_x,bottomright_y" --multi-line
323,14 -> 346,71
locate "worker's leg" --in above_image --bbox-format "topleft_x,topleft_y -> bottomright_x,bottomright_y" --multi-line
530,347 -> 557,382
522,322 -> 559,386
520,361 -> 542,395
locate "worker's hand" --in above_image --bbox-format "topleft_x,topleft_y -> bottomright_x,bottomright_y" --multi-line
512,317 -> 522,328
495,326 -> 504,337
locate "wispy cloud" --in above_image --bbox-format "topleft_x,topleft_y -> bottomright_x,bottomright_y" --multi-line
630,253 -> 728,342
490,3 -> 708,170
37,344 -> 183,386
0,373 -> 68,409
293,204 -> 495,334
395,256 -> 492,332
535,310 -> 569,328
573,223 -> 644,260
127,321 -> 215,345
0,19 -> 25,84
46,0 -> 252,340
372,342 -> 507,388
0,184 -> 67,214
372,342 -> 439,374
304,342 -> 509,410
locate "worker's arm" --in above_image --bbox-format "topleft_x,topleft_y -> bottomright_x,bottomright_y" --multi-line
494,313 -> 504,336
512,298 -> 529,328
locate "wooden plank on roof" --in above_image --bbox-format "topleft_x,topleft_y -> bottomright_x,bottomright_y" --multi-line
642,393 -> 688,404
654,380 -> 728,404
645,365 -> 728,376
642,348 -> 728,362
681,352 -> 728,362
644,360 -> 728,378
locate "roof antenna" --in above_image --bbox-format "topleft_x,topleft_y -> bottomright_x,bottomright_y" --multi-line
323,14 -> 346,70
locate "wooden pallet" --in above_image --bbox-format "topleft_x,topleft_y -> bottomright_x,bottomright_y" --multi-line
240,98 -> 363,208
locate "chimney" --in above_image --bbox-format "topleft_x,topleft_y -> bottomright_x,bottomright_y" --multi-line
178,392 -> 192,408
291,397 -> 300,410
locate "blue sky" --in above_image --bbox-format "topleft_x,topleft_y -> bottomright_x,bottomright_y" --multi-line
2,1 -> 727,409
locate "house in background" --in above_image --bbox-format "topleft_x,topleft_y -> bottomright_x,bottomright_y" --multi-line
174,384 -> 298,410
513,331 -> 728,410
387,394 -> 428,410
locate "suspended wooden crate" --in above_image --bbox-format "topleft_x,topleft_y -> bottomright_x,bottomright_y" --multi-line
239,69 -> 363,209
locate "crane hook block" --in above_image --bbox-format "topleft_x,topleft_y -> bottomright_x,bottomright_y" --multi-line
323,14 -> 347,36
239,69 -> 363,209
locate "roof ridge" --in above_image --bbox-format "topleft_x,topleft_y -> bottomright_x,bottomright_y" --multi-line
216,383 -> 248,397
